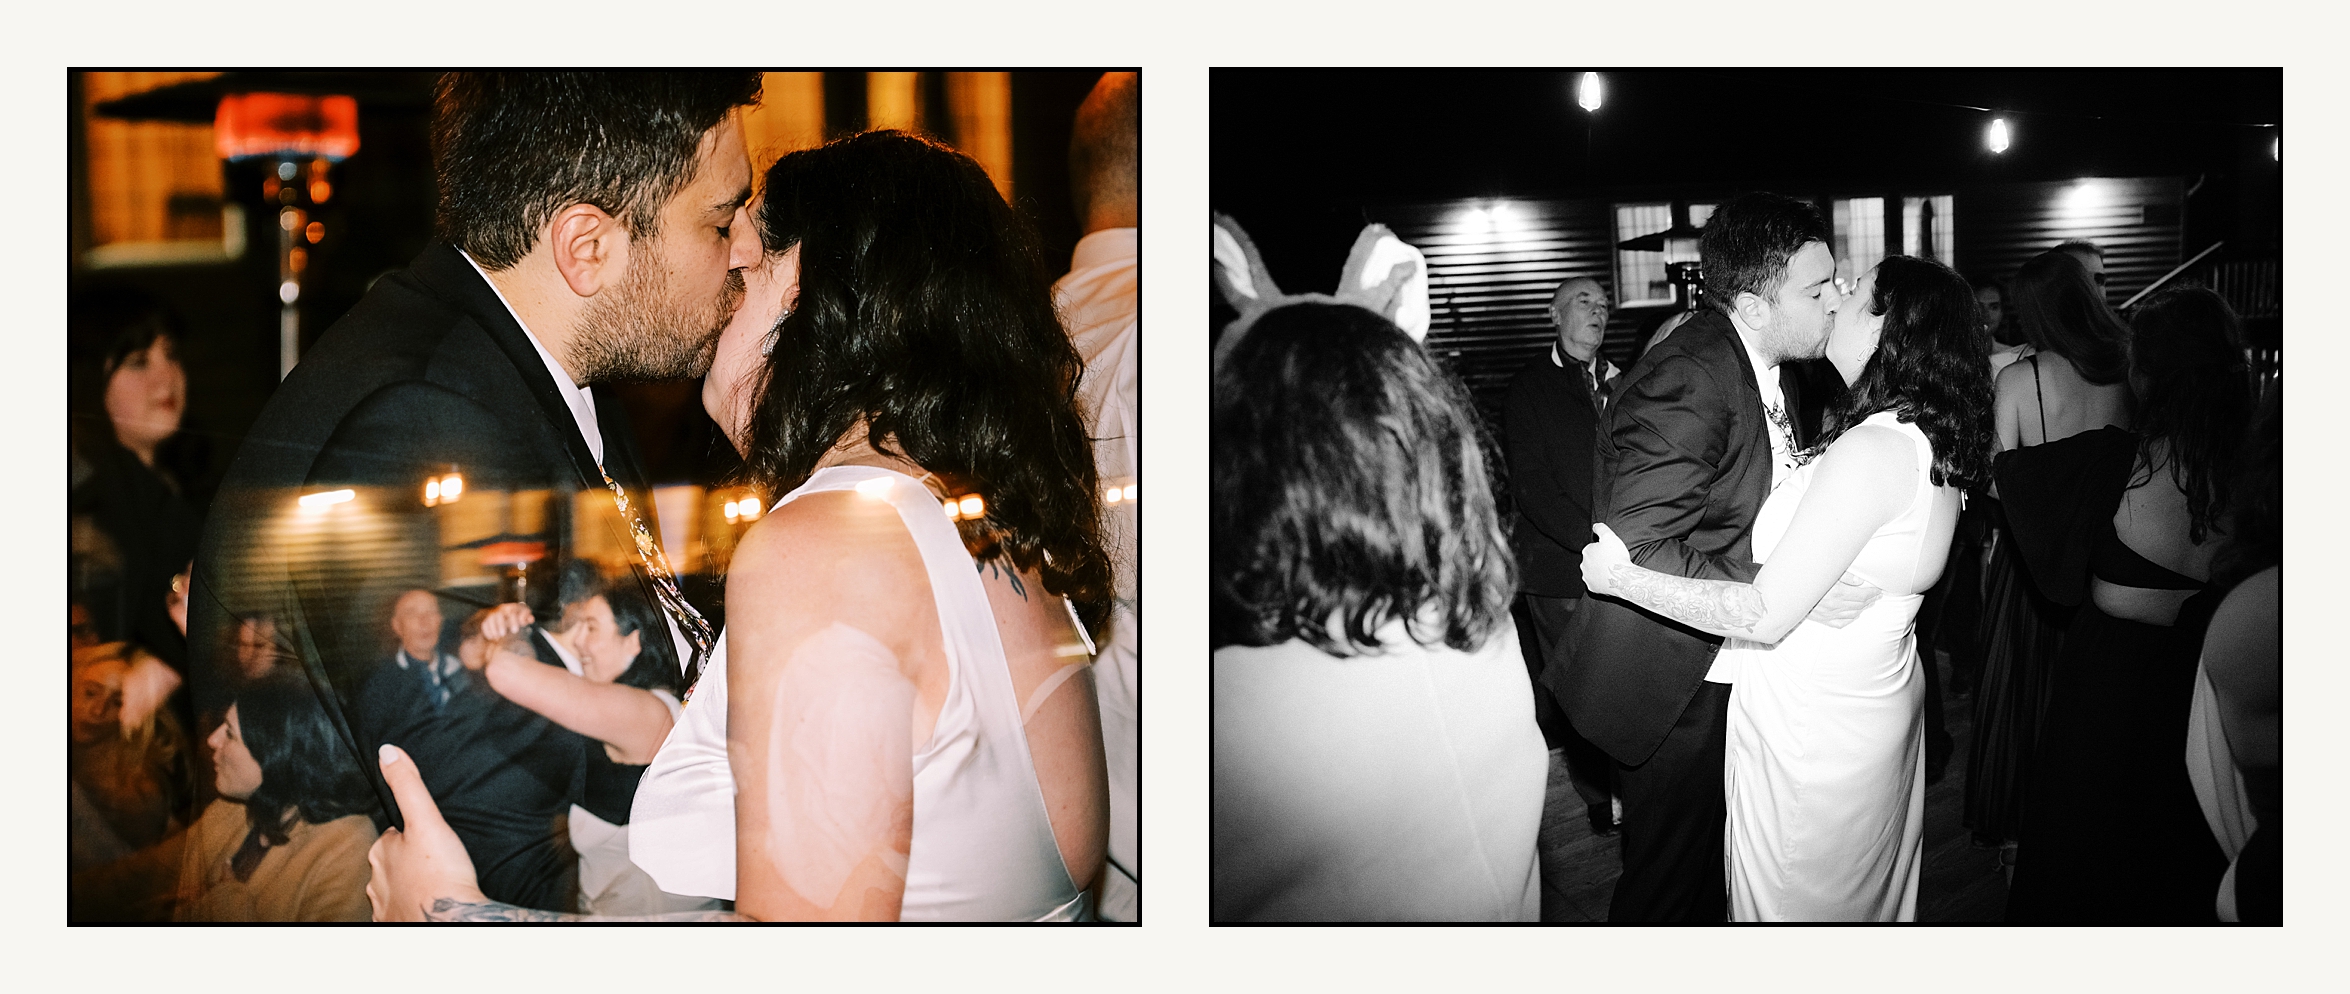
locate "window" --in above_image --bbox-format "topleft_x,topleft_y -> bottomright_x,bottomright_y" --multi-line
1831,197 -> 1885,282
1902,195 -> 1955,267
1614,202 -> 1702,308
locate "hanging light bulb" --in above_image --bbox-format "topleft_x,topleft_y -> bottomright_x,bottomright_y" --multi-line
1987,117 -> 2011,155
1577,72 -> 1603,112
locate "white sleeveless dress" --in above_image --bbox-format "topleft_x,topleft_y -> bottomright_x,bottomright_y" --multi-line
1717,412 -> 1956,922
628,465 -> 1091,921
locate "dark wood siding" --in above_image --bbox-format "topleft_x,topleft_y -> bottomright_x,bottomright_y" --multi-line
1957,177 -> 2186,306
1371,198 -> 1657,423
1368,177 -> 2191,419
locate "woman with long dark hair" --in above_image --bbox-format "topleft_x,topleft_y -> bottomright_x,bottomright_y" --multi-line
369,130 -> 1111,922
75,669 -> 377,921
1583,254 -> 1993,920
1964,248 -> 2134,857
1211,299 -> 1543,922
2000,286 -> 2250,921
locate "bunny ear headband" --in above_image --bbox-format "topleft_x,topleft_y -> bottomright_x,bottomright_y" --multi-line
1211,212 -> 1431,369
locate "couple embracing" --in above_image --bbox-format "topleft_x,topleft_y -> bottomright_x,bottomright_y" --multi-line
1553,193 -> 1993,922
191,72 -> 1117,921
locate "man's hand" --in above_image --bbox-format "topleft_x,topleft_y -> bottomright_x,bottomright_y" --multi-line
1581,523 -> 1633,597
367,744 -> 487,921
1808,571 -> 1884,629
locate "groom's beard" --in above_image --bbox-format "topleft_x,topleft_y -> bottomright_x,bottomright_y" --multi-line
570,243 -> 744,384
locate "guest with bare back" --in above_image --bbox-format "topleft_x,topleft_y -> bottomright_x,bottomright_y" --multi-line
2001,286 -> 2248,921
1963,247 -> 2132,858
368,130 -> 1113,922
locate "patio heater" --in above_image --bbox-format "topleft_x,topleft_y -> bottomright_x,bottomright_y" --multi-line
214,93 -> 360,379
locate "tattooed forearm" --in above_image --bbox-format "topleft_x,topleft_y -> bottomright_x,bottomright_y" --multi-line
1608,563 -> 1767,637
424,898 -> 747,922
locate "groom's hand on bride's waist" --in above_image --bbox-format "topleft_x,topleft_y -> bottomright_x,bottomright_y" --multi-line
1807,572 -> 1883,629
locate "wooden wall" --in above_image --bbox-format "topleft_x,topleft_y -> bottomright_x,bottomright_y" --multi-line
1373,178 -> 2191,420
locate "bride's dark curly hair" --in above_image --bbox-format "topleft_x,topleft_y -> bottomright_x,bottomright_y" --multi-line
738,130 -> 1112,632
1809,255 -> 1996,490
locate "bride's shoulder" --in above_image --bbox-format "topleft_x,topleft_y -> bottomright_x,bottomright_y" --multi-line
728,490 -> 927,599
1818,420 -> 1920,476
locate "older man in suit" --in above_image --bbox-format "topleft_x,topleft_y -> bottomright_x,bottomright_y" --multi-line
1504,275 -> 1623,839
1552,192 -> 1877,922
188,72 -> 764,912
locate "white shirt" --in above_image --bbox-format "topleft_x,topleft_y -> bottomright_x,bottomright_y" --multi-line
1734,324 -> 1798,491
458,250 -> 692,673
1052,227 -> 1139,921
1708,323 -> 1799,685
459,250 -> 604,467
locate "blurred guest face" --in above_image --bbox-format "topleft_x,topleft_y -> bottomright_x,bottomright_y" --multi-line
2061,247 -> 2106,288
1975,286 -> 2004,336
236,617 -> 279,680
1550,279 -> 1610,364
570,115 -> 759,384
1826,267 -> 1887,386
104,336 -> 185,462
562,595 -> 640,684
71,657 -> 127,743
704,241 -> 800,454
209,704 -> 264,801
1755,241 -> 1840,363
391,592 -> 443,660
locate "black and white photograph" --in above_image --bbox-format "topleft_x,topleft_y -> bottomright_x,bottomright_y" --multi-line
1210,69 -> 2281,923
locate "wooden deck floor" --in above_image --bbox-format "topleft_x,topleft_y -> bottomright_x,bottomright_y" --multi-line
1536,649 -> 2010,923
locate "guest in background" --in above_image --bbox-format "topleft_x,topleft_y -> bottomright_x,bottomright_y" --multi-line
2053,239 -> 2108,296
2191,385 -> 2279,924
69,642 -> 192,887
1964,248 -> 2132,857
2001,286 -> 2247,922
1977,277 -> 2027,377
1212,301 -> 1544,922
462,565 -> 718,915
74,669 -> 377,921
69,290 -> 206,738
1055,70 -> 1140,922
1503,275 -> 1622,837
352,586 -> 590,912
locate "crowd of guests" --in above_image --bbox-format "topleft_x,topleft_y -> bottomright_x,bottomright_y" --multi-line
1211,213 -> 2280,922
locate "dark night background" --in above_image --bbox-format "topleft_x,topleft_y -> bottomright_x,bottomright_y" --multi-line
1214,69 -> 2281,298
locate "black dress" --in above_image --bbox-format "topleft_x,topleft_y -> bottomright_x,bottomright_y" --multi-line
1961,495 -> 2070,844
1995,427 -> 2228,922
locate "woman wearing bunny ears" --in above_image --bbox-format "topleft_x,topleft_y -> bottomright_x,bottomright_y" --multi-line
1210,215 -> 1548,921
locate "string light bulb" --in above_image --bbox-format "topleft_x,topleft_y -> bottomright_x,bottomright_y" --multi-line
1987,117 -> 2011,155
1577,72 -> 1602,112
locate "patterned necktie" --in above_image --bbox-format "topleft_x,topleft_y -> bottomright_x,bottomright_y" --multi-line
597,464 -> 717,694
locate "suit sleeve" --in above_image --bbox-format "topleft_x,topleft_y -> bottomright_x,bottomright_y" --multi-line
310,381 -> 546,491
1505,375 -> 1594,550
1602,353 -> 1761,584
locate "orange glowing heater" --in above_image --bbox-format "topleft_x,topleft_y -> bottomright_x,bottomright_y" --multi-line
213,92 -> 360,161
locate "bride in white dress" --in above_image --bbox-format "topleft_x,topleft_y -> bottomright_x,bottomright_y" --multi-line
365,131 -> 1112,922
1583,255 -> 1995,921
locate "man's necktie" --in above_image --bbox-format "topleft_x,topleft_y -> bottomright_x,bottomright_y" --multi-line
598,465 -> 717,696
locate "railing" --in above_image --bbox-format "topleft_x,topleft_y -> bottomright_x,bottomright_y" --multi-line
2117,240 -> 2280,400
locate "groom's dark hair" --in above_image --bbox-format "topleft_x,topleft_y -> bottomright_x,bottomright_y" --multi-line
432,72 -> 763,270
1699,192 -> 1830,313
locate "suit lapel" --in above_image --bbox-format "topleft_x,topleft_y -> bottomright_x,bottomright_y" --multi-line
406,244 -> 608,492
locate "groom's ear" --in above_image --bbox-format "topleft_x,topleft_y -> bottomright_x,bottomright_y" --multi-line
548,203 -> 627,299
1730,289 -> 1771,331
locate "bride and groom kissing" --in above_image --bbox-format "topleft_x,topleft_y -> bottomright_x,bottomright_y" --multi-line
191,72 -> 1119,921
1551,192 -> 1994,922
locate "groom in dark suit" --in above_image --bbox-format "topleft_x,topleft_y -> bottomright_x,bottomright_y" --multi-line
187,72 -> 764,910
1551,192 -> 1869,922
